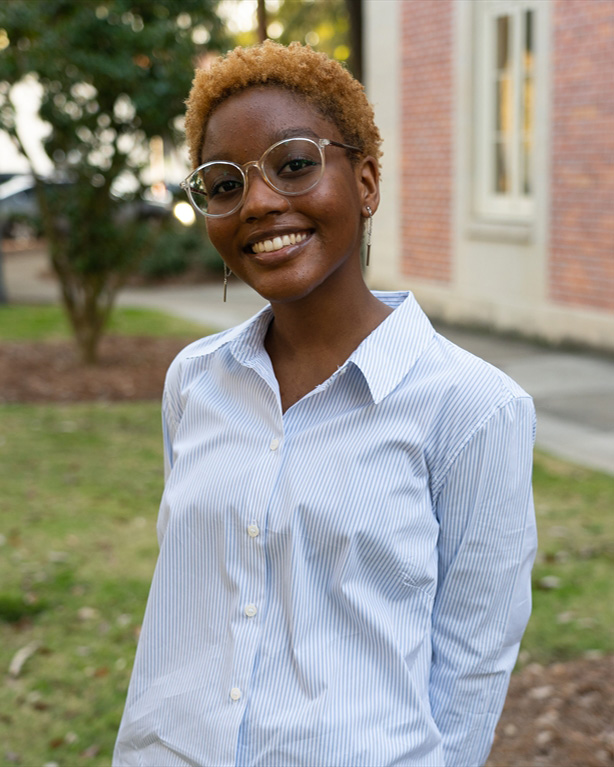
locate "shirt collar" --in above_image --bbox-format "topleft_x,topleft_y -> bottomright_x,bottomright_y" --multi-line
348,291 -> 435,404
192,291 -> 435,406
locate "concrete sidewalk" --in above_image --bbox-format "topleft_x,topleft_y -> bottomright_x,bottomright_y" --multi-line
4,246 -> 614,475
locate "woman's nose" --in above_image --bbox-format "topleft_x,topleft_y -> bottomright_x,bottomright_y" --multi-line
239,166 -> 289,221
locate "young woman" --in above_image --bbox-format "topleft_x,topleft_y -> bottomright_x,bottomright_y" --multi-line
114,41 -> 537,767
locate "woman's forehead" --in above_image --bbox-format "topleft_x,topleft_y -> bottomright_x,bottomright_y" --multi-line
201,86 -> 341,162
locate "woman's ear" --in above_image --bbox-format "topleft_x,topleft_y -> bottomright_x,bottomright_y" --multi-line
357,155 -> 380,216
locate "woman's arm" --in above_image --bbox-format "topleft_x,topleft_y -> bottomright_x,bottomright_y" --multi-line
429,396 -> 537,766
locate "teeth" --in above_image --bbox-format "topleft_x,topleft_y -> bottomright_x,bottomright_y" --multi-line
252,232 -> 307,254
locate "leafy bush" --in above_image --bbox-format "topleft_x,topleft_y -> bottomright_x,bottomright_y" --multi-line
138,220 -> 222,280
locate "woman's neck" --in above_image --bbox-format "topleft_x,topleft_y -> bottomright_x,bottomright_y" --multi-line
264,277 -> 393,411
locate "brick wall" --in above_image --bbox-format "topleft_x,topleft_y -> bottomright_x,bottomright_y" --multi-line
399,0 -> 454,283
550,0 -> 614,312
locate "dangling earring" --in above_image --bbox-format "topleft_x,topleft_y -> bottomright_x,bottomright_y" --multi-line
223,263 -> 231,302
365,206 -> 373,267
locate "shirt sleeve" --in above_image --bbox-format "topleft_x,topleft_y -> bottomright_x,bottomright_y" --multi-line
429,395 -> 537,767
157,358 -> 183,545
161,391 -> 176,484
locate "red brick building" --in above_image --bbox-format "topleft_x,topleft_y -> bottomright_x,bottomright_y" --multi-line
365,0 -> 614,350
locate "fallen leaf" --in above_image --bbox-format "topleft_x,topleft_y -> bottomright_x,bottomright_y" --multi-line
48,551 -> 68,563
49,738 -> 63,749
537,575 -> 561,590
79,745 -> 101,759
578,617 -> 595,629
536,730 -> 553,746
94,666 -> 109,678
77,606 -> 99,621
8,641 -> 41,678
529,685 -> 554,700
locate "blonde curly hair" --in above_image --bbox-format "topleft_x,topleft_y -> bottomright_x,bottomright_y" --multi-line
185,40 -> 382,170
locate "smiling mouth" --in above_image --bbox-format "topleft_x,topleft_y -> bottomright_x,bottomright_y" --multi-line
250,231 -> 309,255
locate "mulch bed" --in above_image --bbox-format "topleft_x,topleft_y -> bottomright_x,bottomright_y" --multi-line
1,335 -> 613,765
487,655 -> 613,766
0,336 -> 190,403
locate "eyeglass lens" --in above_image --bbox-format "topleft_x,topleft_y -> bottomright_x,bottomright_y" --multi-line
187,138 -> 324,216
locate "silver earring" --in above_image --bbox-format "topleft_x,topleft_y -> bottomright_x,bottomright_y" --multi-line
365,206 -> 373,266
223,264 -> 231,302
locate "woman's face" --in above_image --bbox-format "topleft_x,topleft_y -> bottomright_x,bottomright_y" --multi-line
201,86 -> 379,305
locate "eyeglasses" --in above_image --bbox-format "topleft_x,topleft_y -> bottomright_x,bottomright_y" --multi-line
180,136 -> 360,218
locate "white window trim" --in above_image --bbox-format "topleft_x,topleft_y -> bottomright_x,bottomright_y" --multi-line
473,0 -> 538,223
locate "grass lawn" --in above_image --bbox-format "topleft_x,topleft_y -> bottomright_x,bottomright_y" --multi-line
0,403 -> 161,766
0,304 -> 208,342
0,307 -> 612,764
524,452 -> 614,664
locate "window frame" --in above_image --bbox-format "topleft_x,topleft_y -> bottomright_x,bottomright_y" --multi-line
473,0 -> 537,222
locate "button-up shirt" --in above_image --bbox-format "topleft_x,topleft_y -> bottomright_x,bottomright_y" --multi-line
114,291 -> 537,767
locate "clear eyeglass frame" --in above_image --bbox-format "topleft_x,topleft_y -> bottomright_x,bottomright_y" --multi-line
180,136 -> 360,219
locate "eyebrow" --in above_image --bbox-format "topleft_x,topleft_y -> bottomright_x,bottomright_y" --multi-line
201,127 -> 322,164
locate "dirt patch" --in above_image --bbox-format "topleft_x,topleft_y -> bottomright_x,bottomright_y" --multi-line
488,655 -> 613,766
1,337 -> 613,765
0,336 -> 191,403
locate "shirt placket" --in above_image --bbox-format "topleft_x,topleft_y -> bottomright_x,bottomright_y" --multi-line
226,381 -> 286,751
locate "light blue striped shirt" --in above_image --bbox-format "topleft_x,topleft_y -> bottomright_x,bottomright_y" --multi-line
114,291 -> 537,767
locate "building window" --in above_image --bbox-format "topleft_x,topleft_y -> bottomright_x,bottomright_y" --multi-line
474,0 -> 536,220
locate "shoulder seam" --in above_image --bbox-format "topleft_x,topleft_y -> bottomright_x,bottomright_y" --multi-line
431,393 -> 533,505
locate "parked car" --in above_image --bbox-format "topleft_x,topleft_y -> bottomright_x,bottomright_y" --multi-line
0,174 -> 185,239
0,174 -> 41,238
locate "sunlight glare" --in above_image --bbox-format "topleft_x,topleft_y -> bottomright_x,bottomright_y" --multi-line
217,0 -> 257,35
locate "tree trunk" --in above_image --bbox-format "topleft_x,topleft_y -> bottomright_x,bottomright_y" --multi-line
257,0 -> 267,43
50,243 -> 116,366
0,230 -> 8,305
346,0 -> 363,83
74,319 -> 104,365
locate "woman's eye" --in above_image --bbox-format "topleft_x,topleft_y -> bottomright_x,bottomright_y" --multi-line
209,178 -> 243,197
280,157 -> 318,175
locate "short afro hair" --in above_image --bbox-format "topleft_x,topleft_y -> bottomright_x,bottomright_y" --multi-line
185,40 -> 382,170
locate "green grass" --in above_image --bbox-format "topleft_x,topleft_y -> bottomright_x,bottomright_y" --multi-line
521,451 -> 614,664
0,304 -> 209,342
0,404 -> 612,765
0,403 -> 161,766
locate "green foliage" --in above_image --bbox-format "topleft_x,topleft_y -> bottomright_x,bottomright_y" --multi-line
0,0 -> 225,168
138,219 -> 223,280
277,0 -> 351,62
0,0 -> 227,362
0,304 -> 210,341
0,592 -> 48,622
234,0 -> 353,70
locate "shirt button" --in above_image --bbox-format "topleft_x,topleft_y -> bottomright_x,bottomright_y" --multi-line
244,603 -> 257,618
270,437 -> 280,451
230,687 -> 242,701
247,523 -> 260,538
